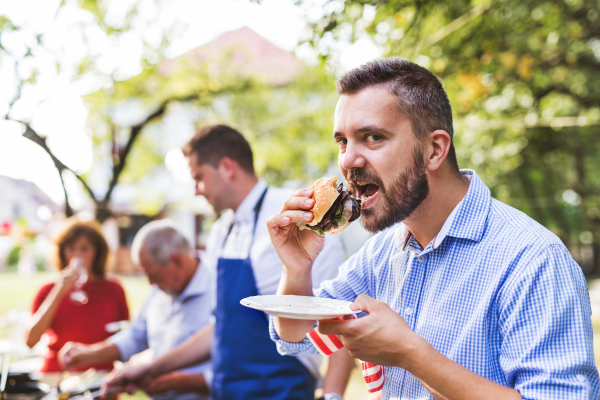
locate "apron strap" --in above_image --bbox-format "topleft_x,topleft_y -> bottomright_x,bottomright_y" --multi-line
251,187 -> 269,239
222,186 -> 269,254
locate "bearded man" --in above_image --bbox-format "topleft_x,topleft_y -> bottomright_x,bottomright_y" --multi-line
266,58 -> 599,400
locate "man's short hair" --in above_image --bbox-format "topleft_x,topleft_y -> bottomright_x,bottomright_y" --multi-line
336,57 -> 459,170
131,219 -> 192,267
183,124 -> 254,174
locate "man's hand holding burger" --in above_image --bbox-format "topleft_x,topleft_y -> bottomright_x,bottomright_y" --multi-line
267,177 -> 361,276
267,177 -> 360,342
267,187 -> 323,276
267,186 -> 325,342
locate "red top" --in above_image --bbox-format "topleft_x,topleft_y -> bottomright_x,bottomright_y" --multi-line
31,279 -> 129,372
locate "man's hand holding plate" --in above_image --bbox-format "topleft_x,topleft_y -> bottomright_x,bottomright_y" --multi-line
318,295 -> 421,369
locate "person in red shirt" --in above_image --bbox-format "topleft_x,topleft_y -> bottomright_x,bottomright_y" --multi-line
25,218 -> 129,373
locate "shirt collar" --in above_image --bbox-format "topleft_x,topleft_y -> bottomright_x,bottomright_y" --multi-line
445,169 -> 490,243
177,259 -> 211,301
395,169 -> 491,252
234,179 -> 268,224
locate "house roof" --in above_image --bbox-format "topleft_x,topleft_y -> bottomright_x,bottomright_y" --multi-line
0,175 -> 59,211
158,26 -> 304,85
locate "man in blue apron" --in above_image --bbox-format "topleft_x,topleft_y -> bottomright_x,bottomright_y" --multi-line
105,125 -> 353,400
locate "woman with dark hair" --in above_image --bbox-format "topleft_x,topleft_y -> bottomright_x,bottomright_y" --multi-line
25,218 -> 129,372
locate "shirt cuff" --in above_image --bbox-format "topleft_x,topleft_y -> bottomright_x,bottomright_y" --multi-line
203,369 -> 213,390
268,315 -> 319,356
107,331 -> 142,362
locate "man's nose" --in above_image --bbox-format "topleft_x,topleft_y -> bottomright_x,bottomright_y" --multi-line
340,142 -> 367,171
195,182 -> 205,196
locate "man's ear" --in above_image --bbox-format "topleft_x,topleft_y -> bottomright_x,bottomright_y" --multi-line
426,130 -> 452,171
218,157 -> 236,180
169,253 -> 184,270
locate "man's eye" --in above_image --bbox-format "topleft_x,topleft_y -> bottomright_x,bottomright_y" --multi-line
365,134 -> 382,142
336,138 -> 348,146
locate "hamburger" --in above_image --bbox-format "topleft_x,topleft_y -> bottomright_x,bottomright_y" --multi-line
297,177 -> 362,235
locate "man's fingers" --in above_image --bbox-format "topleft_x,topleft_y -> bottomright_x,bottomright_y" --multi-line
104,371 -> 126,388
350,294 -> 378,313
267,188 -> 315,234
125,383 -> 138,395
317,319 -> 355,336
279,189 -> 314,213
266,210 -> 313,233
283,196 -> 315,212
266,213 -> 293,231
281,210 -> 313,223
59,354 -> 70,367
292,188 -> 314,199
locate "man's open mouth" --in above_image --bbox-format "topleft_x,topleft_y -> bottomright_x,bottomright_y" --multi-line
353,180 -> 380,203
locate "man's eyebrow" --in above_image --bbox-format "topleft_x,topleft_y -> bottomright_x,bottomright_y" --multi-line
333,125 -> 394,139
355,125 -> 394,135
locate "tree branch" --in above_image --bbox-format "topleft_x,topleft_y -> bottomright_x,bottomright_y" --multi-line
57,170 -> 74,217
20,123 -> 98,201
98,93 -> 200,221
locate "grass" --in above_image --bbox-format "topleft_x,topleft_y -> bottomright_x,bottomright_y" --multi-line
0,271 -> 152,319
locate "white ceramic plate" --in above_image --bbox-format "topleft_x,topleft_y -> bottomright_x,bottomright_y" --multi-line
240,295 -> 361,320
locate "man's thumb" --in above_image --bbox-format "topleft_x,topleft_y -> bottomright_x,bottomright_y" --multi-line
350,294 -> 376,314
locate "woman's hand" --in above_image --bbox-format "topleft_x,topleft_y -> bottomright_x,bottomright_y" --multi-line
55,259 -> 82,297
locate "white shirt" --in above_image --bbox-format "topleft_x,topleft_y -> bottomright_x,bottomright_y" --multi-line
201,179 -> 347,381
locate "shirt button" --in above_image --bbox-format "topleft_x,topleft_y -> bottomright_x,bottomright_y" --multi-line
417,256 -> 425,262
577,374 -> 586,382
405,307 -> 413,316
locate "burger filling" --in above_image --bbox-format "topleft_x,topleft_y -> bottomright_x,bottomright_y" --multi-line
299,183 -> 362,235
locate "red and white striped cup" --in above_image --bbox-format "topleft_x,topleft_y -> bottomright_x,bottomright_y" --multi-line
306,315 -> 385,393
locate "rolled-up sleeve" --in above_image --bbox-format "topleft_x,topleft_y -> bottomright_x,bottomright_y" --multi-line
498,244 -> 600,399
109,296 -> 151,361
268,317 -> 318,356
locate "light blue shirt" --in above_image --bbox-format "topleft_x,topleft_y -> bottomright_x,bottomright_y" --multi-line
110,262 -> 213,400
271,169 -> 599,400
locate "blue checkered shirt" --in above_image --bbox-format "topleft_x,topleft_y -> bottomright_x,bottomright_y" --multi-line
270,169 -> 599,399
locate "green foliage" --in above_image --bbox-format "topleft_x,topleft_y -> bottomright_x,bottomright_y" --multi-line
227,66 -> 339,185
79,41 -> 340,216
6,246 -> 21,268
301,0 -> 600,273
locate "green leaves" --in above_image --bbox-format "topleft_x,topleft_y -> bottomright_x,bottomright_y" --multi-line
298,0 -> 600,272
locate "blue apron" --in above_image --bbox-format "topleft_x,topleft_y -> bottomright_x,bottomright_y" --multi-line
211,187 -> 315,400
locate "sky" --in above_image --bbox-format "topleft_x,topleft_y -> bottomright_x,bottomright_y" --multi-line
0,0 -> 381,207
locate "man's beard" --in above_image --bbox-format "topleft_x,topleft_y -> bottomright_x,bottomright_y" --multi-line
347,147 -> 430,233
